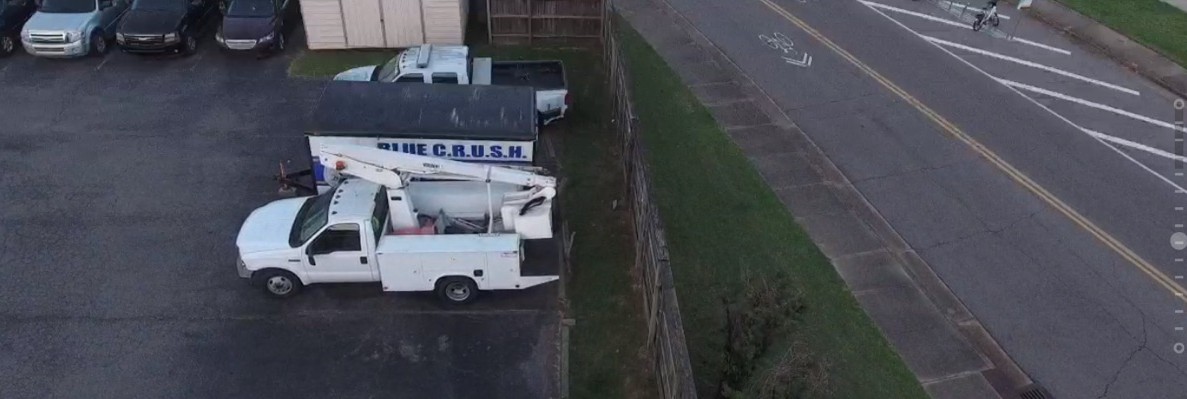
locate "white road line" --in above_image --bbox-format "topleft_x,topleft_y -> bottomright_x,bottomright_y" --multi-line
922,35 -> 1140,96
1083,128 -> 1187,163
1000,79 -> 1186,133
861,2 -> 1187,193
861,0 -> 1071,55
1008,37 -> 1072,56
861,1 -> 968,28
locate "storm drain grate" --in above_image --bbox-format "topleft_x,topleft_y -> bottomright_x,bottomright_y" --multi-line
1018,384 -> 1053,399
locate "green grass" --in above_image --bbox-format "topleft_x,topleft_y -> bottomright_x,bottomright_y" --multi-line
1056,0 -> 1187,67
617,21 -> 928,398
286,44 -> 652,398
288,50 -> 398,78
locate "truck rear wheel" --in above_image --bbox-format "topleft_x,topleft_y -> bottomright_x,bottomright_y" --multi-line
257,269 -> 302,298
436,277 -> 477,305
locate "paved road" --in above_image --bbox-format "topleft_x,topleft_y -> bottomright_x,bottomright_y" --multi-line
0,40 -> 560,398
652,0 -> 1187,397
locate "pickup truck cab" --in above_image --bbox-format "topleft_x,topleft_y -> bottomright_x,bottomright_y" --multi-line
214,0 -> 292,55
334,44 -> 571,126
21,0 -> 129,57
236,179 -> 557,303
115,0 -> 217,55
0,0 -> 36,56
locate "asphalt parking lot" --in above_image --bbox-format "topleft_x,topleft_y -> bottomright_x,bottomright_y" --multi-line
0,36 -> 561,399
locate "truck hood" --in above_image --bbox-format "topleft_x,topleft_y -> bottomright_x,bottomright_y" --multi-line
333,65 -> 378,81
236,197 -> 307,255
23,11 -> 91,32
118,9 -> 184,35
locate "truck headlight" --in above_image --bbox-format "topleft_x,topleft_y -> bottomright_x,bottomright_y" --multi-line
67,31 -> 82,42
163,32 -> 179,42
260,31 -> 275,42
215,30 -> 224,44
20,30 -> 30,40
116,32 -> 125,42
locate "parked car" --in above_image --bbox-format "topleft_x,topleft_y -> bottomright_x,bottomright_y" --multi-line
214,0 -> 293,56
0,0 -> 36,56
115,0 -> 218,55
20,0 -> 130,57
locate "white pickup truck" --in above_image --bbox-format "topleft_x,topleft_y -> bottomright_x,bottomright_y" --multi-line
236,145 -> 559,304
333,44 -> 570,125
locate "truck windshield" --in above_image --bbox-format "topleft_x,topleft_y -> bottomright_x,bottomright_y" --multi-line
290,192 -> 332,247
375,56 -> 401,82
38,0 -> 96,13
131,0 -> 186,10
226,0 -> 272,17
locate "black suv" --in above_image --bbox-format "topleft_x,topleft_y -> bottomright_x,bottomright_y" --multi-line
215,0 -> 294,56
115,0 -> 218,55
0,0 -> 35,56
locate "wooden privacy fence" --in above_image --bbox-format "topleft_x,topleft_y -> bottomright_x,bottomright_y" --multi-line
487,0 -> 605,45
601,5 -> 698,399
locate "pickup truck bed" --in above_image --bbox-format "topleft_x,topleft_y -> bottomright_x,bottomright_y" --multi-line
488,61 -> 567,90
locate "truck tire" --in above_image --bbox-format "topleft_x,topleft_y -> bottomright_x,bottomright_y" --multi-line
0,35 -> 15,57
89,31 -> 108,57
256,269 -> 302,298
435,277 -> 478,305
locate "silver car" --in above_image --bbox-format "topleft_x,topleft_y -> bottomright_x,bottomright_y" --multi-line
21,0 -> 129,57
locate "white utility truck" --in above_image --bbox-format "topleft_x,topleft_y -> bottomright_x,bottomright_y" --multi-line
332,44 -> 570,125
236,144 -> 559,304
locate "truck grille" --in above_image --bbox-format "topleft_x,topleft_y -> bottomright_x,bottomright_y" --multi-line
28,32 -> 68,44
126,34 -> 163,44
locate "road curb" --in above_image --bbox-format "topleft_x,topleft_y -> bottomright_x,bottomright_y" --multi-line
1010,0 -> 1187,99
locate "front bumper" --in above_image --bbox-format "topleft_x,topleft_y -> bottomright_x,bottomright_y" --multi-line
22,39 -> 87,58
118,37 -> 183,53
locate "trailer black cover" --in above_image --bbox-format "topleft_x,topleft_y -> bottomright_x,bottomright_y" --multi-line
309,81 -> 538,141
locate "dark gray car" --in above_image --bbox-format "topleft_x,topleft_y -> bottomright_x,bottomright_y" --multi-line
214,0 -> 292,56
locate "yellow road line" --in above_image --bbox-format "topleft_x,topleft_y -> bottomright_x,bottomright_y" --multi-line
756,0 -> 1187,303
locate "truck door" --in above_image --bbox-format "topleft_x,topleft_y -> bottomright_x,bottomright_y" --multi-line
304,222 -> 374,283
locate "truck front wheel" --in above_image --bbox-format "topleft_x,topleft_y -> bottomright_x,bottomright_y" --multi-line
435,277 -> 478,305
256,269 -> 302,298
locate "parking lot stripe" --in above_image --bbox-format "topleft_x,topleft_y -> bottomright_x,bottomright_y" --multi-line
860,1 -> 969,29
1008,37 -> 1072,56
922,35 -> 1141,96
861,1 -> 1071,55
1000,78 -> 1186,133
1082,128 -> 1187,163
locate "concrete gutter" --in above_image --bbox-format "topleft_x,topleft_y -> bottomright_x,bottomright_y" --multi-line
1011,0 -> 1187,99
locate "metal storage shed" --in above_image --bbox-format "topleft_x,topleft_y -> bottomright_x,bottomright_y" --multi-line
300,0 -> 469,49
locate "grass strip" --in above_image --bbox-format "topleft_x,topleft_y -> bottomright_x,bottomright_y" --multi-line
1055,0 -> 1187,67
617,19 -> 928,398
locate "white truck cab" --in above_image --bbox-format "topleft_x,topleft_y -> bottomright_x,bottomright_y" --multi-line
236,145 -> 559,304
334,44 -> 571,125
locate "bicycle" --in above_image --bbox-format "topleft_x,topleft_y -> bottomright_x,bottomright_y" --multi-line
971,2 -> 1001,31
